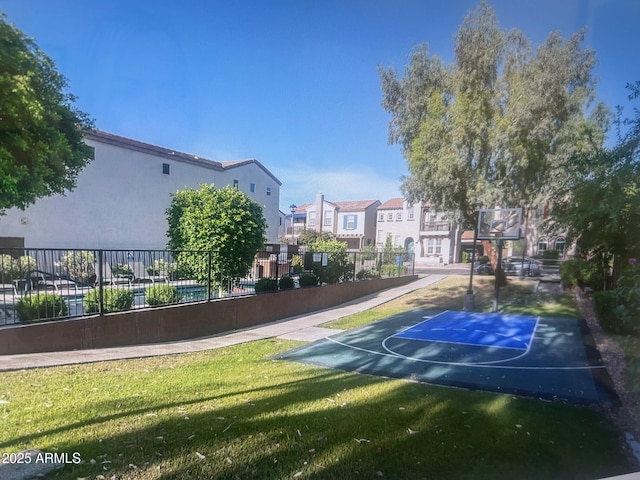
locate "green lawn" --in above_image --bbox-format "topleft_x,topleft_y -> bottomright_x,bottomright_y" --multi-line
0,276 -> 635,479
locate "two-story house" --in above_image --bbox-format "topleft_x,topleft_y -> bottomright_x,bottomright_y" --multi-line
376,198 -> 458,265
287,194 -> 380,249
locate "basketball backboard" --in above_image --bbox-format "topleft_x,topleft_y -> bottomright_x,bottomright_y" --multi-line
477,208 -> 522,240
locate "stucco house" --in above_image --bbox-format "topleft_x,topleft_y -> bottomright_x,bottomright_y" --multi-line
287,194 -> 380,249
0,130 -> 282,250
376,198 -> 458,265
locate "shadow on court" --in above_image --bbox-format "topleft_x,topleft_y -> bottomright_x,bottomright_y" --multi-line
275,309 -> 618,405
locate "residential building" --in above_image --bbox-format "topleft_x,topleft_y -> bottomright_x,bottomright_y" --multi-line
376,198 -> 458,265
0,130 -> 282,250
287,194 -> 380,249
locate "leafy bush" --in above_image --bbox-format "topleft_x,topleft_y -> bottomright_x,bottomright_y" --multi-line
299,273 -> 319,287
112,263 -> 133,278
290,255 -> 304,274
478,256 -> 489,264
16,293 -> 68,322
614,259 -> 640,333
593,290 -> 629,334
560,258 -> 606,290
356,269 -> 381,280
381,264 -> 408,277
0,254 -> 37,283
146,285 -> 181,306
254,277 -> 277,293
59,250 -> 95,283
278,276 -> 295,290
311,240 -> 354,284
84,287 -> 134,313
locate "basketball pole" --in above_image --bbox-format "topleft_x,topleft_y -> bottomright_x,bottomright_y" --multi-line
493,235 -> 504,313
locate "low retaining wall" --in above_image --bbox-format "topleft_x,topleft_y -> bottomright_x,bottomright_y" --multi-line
0,275 -> 418,355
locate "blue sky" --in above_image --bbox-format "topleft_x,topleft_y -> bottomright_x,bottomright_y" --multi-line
2,0 -> 639,212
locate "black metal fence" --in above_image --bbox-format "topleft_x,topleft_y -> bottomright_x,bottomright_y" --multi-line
0,248 -> 414,325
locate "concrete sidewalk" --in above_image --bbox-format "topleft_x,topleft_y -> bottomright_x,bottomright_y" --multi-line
0,274 -> 448,372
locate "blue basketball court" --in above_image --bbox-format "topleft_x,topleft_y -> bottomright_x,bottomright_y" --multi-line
276,309 -> 617,404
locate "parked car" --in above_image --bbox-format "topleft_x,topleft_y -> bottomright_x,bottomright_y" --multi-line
474,262 -> 494,275
503,257 -> 542,277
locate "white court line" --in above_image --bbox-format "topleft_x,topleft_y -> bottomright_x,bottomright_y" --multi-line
324,314 -> 607,371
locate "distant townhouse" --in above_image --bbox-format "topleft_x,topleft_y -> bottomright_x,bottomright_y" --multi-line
0,130 -> 282,250
286,194 -> 380,249
376,198 -> 458,265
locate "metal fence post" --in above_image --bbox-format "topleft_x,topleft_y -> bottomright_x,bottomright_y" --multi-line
207,251 -> 212,301
98,249 -> 104,315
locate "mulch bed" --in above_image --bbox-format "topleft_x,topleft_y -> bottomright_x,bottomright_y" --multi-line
576,290 -> 640,468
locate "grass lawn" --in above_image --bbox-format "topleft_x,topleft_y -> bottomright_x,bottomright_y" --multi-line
0,276 -> 635,479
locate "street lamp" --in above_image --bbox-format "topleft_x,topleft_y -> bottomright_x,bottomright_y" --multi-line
289,204 -> 297,245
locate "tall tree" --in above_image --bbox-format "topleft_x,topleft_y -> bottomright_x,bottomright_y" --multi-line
166,185 -> 267,290
0,13 -> 94,213
379,1 -> 604,227
552,82 -> 640,266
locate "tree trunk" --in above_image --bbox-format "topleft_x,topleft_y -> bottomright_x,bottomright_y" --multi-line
482,239 -> 507,287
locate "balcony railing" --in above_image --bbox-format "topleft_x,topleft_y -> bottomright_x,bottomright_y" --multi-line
421,221 -> 450,233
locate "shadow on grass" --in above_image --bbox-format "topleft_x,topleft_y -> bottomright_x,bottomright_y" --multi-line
9,343 -> 628,480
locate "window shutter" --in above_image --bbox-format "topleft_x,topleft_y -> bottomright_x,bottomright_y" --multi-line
343,216 -> 348,229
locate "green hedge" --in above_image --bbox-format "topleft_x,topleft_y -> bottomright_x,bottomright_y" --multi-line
278,276 -> 295,290
84,287 -> 134,313
299,273 -> 319,287
593,291 -> 629,334
255,278 -> 278,293
560,259 -> 606,291
146,285 -> 181,306
16,293 -> 68,322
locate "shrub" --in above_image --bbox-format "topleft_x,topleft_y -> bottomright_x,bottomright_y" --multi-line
614,259 -> 640,333
593,290 -> 629,334
84,287 -> 134,313
299,273 -> 319,287
254,277 -> 277,293
146,285 -> 181,306
278,276 -> 295,290
290,255 -> 304,274
381,264 -> 408,277
478,256 -> 489,264
16,293 -> 68,322
356,269 -> 380,280
59,250 -> 95,283
112,263 -> 133,278
560,258 -> 606,290
0,254 -> 37,283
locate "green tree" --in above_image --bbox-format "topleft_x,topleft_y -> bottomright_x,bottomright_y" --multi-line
0,14 -> 94,213
166,185 -> 267,290
552,82 -> 640,272
379,1 -> 603,226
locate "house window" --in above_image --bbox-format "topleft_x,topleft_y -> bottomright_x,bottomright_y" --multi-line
324,210 -> 332,226
308,211 -> 316,227
162,163 -> 170,175
387,213 -> 393,221
396,213 -> 402,221
250,183 -> 255,193
555,237 -> 566,256
377,229 -> 383,242
378,213 -> 384,222
435,238 -> 442,254
266,187 -> 271,196
427,238 -> 435,254
538,238 -> 548,252
408,208 -> 415,221
394,235 -> 400,247
233,179 -> 239,189
345,215 -> 357,230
